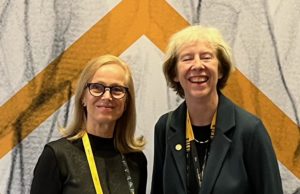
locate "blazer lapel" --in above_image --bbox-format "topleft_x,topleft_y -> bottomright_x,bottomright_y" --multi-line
167,102 -> 188,191
200,94 -> 235,194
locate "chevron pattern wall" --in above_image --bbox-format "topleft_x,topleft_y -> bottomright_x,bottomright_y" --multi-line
0,0 -> 299,193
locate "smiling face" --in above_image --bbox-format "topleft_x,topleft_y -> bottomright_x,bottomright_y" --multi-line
83,63 -> 127,127
174,41 -> 222,102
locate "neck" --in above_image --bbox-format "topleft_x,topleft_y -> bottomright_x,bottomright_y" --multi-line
186,94 -> 218,126
86,122 -> 115,138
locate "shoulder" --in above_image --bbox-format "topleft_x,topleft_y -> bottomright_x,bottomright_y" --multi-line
155,112 -> 169,129
222,96 -> 269,143
234,106 -> 267,145
125,151 -> 147,170
126,151 -> 147,164
154,111 -> 173,140
46,137 -> 82,158
234,105 -> 261,126
33,139 -> 69,175
155,100 -> 186,126
47,137 -> 68,146
233,105 -> 265,139
46,138 -> 70,151
219,93 -> 262,128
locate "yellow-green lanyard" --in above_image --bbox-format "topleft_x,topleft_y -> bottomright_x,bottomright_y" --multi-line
82,132 -> 103,194
82,132 -> 135,194
186,110 -> 217,187
186,111 -> 216,145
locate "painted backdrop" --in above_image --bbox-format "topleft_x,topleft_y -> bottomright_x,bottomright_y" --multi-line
0,0 -> 300,194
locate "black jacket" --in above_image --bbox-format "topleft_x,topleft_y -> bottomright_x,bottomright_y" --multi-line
151,93 -> 283,194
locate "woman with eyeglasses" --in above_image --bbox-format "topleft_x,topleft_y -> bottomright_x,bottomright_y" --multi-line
31,55 -> 147,194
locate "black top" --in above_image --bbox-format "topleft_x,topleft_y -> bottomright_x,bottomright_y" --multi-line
193,124 -> 211,168
30,133 -> 147,194
188,125 -> 211,194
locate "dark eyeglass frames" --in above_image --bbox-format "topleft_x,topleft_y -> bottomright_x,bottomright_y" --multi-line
86,83 -> 128,99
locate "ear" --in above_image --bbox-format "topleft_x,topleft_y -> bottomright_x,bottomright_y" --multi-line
218,71 -> 223,79
82,98 -> 87,107
173,75 -> 179,82
218,63 -> 223,79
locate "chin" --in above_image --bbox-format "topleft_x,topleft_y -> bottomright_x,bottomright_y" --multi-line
189,90 -> 214,100
96,116 -> 116,123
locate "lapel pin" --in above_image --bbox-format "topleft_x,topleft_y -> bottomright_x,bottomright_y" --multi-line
175,144 -> 182,151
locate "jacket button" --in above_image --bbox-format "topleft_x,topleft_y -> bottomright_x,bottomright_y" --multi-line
175,144 -> 182,151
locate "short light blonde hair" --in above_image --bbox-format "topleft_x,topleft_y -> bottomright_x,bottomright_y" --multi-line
61,54 -> 144,153
163,25 -> 235,98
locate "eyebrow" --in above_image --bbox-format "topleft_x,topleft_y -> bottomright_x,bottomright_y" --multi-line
90,82 -> 125,87
179,53 -> 192,59
179,51 -> 214,58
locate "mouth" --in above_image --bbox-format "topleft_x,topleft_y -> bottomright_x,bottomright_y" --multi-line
96,104 -> 114,109
188,76 -> 209,84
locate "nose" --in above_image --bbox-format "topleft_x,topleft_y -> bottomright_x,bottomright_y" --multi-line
192,56 -> 205,70
101,88 -> 113,99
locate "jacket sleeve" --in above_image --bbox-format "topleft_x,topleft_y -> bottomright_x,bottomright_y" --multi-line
150,113 -> 168,194
30,146 -> 62,194
244,119 -> 283,194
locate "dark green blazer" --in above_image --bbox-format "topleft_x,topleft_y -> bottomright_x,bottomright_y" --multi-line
151,93 -> 283,194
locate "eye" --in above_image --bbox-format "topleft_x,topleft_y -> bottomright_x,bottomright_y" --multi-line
89,83 -> 104,93
201,53 -> 213,61
111,86 -> 126,94
180,55 -> 193,62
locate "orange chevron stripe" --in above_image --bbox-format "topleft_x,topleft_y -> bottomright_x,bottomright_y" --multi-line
147,0 -> 189,50
0,0 -> 188,157
0,0 -> 146,157
224,70 -> 300,178
0,0 -> 299,179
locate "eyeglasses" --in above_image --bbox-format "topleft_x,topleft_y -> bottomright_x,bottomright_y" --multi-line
86,83 -> 128,99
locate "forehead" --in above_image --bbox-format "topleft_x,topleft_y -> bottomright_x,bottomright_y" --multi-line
90,63 -> 127,83
177,41 -> 215,55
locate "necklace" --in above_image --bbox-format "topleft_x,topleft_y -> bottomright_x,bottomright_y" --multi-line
194,138 -> 210,144
186,110 -> 217,189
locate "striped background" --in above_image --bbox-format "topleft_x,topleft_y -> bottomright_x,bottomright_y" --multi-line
0,0 -> 299,193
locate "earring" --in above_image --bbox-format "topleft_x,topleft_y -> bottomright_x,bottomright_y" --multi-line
82,101 -> 86,107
